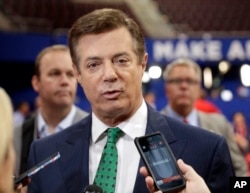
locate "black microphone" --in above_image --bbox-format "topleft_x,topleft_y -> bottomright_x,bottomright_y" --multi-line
83,184 -> 103,193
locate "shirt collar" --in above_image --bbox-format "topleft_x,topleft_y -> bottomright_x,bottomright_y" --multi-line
92,100 -> 148,143
37,105 -> 77,133
167,106 -> 199,126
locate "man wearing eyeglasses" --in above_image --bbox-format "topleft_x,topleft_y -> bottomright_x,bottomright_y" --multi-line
160,58 -> 248,177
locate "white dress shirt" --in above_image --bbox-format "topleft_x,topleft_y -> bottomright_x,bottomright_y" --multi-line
89,101 -> 148,193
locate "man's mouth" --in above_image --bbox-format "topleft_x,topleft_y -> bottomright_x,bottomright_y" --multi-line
102,90 -> 122,99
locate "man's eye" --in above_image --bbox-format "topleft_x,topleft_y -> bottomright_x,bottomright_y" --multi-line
88,63 -> 98,69
49,71 -> 60,76
115,58 -> 128,65
86,61 -> 101,72
67,72 -> 75,77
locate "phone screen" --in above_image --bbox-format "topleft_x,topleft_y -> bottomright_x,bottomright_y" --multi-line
136,133 -> 185,192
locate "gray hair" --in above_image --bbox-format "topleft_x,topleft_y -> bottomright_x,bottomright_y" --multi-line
163,58 -> 202,82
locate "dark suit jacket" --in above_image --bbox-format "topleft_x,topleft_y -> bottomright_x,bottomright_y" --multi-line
14,106 -> 88,175
27,106 -> 234,193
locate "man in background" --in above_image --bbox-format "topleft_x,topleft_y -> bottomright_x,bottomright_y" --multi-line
14,45 -> 88,175
160,58 -> 248,176
13,101 -> 30,127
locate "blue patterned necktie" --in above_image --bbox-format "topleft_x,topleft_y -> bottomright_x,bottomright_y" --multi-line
94,127 -> 123,193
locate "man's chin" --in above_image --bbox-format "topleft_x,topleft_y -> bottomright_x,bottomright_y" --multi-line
100,103 -> 125,115
55,100 -> 73,107
176,102 -> 191,108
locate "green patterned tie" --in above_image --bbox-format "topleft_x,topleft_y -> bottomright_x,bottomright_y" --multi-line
94,127 -> 123,193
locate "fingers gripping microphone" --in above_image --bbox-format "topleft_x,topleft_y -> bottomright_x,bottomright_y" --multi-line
83,184 -> 103,193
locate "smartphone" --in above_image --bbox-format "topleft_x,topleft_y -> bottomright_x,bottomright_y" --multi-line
134,132 -> 186,193
14,152 -> 61,187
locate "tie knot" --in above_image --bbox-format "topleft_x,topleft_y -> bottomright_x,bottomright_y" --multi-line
182,118 -> 188,124
107,127 -> 123,143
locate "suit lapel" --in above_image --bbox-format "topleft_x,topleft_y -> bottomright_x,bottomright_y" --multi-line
57,115 -> 92,193
133,105 -> 187,193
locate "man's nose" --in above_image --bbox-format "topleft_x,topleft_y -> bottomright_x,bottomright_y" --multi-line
60,73 -> 71,84
102,62 -> 118,81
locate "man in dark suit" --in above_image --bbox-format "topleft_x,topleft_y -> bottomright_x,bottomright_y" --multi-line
14,45 -> 88,176
27,9 -> 234,193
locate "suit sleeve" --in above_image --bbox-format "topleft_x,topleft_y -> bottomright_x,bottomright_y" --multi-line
206,136 -> 235,193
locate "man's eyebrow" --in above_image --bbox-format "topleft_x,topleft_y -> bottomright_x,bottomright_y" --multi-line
113,52 -> 129,58
84,56 -> 102,62
84,52 -> 129,62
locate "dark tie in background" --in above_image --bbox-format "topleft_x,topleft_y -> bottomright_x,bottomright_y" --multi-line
94,127 -> 123,193
182,118 -> 189,124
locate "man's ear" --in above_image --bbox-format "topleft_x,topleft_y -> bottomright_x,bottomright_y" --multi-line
141,53 -> 148,73
72,64 -> 82,83
31,75 -> 39,92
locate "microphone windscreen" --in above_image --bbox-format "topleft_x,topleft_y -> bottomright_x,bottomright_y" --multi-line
83,184 -> 103,193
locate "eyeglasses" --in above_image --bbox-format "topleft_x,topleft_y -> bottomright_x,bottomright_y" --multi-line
167,78 -> 199,86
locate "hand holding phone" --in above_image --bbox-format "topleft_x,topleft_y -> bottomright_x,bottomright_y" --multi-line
135,132 -> 186,193
14,152 -> 60,187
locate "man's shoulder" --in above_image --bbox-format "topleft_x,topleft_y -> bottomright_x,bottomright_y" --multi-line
34,115 -> 91,145
163,113 -> 222,140
14,114 -> 36,132
197,111 -> 234,139
198,111 -> 227,120
198,111 -> 230,128
75,106 -> 89,115
150,108 -> 224,143
159,105 -> 168,115
73,106 -> 89,122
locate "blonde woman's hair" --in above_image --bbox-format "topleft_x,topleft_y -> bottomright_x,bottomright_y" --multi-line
0,88 -> 13,165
